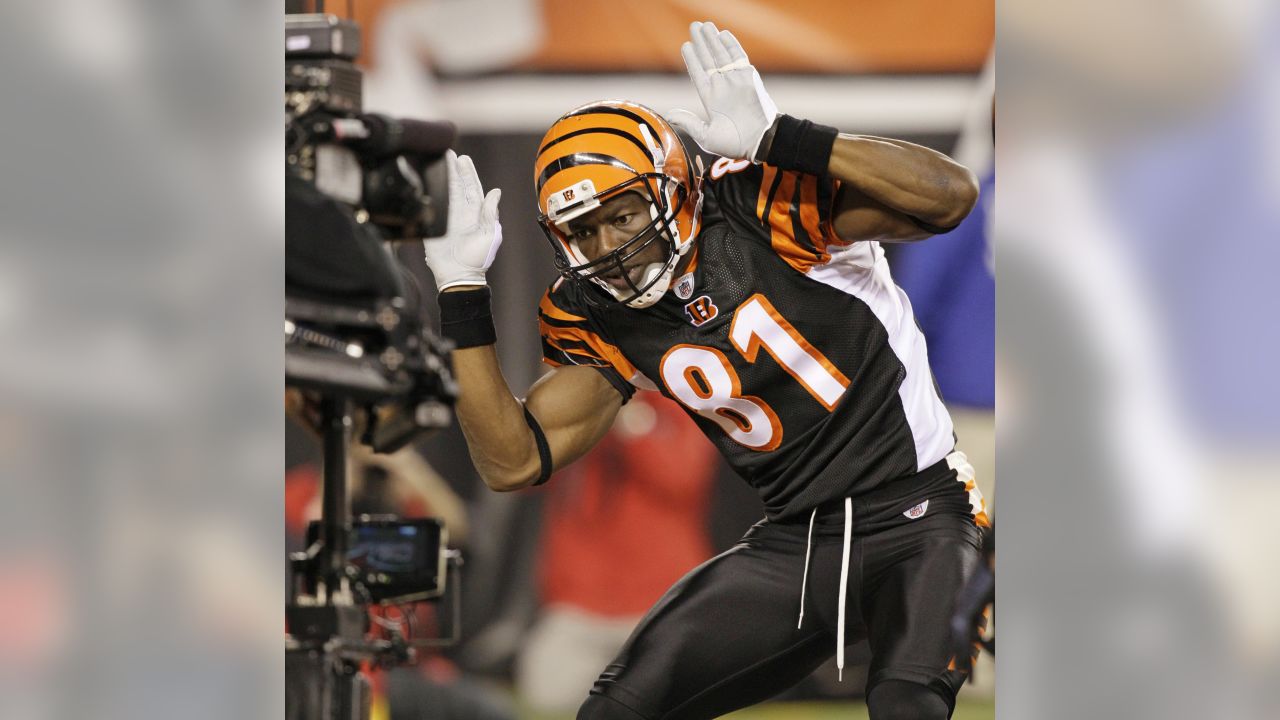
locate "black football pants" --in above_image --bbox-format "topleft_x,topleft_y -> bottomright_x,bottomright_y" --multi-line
576,507 -> 983,720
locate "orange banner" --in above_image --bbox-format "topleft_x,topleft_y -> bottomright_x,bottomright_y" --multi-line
344,0 -> 991,74
523,0 -> 992,73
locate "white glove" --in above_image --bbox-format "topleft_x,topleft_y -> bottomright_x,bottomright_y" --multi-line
423,150 -> 503,291
666,21 -> 779,163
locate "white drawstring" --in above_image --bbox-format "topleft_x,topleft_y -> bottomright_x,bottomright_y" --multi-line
836,497 -> 852,681
805,456 -> 968,680
797,508 -> 817,629
795,498 -> 855,680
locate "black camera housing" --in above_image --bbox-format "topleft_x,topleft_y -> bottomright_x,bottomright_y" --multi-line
286,14 -> 453,241
285,13 -> 458,442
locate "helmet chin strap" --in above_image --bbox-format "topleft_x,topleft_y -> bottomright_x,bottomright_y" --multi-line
626,258 -> 676,308
616,183 -> 699,309
593,257 -> 672,309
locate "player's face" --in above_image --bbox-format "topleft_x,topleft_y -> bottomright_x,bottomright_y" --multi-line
562,191 -> 667,291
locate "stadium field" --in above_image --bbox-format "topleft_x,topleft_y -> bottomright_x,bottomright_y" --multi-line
724,699 -> 995,720
521,699 -> 995,720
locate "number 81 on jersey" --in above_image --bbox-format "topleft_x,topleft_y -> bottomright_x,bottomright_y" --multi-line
659,294 -> 851,451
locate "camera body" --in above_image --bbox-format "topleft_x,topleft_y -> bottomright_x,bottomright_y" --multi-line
285,13 -> 458,449
285,13 -> 463,720
285,14 -> 450,240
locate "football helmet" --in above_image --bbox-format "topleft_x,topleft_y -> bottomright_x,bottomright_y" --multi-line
534,100 -> 703,309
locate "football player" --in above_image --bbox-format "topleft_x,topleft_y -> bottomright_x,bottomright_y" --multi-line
423,21 -> 990,720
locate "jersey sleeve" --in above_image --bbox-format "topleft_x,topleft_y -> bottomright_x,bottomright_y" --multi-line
706,160 -> 849,274
537,281 -> 636,403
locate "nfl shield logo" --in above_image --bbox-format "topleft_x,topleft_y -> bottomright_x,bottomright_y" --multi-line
674,272 -> 695,300
903,500 -> 929,519
562,188 -> 576,202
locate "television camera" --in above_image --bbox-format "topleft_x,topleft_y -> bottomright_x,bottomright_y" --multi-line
284,11 -> 462,720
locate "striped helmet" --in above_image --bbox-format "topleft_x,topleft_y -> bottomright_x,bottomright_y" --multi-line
534,100 -> 703,308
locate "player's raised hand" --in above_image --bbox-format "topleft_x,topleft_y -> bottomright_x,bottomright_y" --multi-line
666,21 -> 778,163
423,150 -> 503,291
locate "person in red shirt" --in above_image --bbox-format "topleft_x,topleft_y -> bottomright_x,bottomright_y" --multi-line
516,390 -> 719,712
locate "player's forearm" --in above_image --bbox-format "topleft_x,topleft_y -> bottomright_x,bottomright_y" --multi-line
826,135 -> 979,229
449,344 -> 542,492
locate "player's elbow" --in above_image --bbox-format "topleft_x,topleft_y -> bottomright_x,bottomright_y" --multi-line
484,476 -> 526,493
934,166 -> 980,229
478,452 -> 542,492
480,467 -> 533,492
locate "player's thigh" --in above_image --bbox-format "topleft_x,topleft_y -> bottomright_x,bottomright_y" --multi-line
860,513 -> 983,704
588,525 -> 834,720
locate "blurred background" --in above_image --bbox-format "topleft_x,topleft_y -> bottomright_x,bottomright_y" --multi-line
284,1 -> 994,718
1,0 -> 1275,719
997,1 -> 1280,718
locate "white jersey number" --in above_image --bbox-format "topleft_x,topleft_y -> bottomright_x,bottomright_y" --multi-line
659,294 -> 850,450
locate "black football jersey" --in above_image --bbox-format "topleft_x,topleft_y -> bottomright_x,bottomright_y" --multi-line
539,159 -> 957,521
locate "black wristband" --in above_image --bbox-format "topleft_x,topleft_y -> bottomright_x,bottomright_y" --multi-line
762,114 -> 839,176
438,286 -> 497,349
523,406 -> 554,486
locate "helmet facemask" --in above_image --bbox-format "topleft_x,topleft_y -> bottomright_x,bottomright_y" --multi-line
538,173 -> 697,309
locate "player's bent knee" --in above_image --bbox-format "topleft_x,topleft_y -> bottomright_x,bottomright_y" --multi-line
866,679 -> 951,720
576,693 -> 649,720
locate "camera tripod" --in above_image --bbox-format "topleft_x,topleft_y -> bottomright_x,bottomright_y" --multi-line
286,397 -> 376,720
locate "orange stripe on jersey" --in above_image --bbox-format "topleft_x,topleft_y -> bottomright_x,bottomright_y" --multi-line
767,171 -> 830,274
683,243 -> 701,274
755,169 -> 848,273
798,174 -> 836,253
755,166 -> 777,224
538,318 -> 638,379
538,292 -> 587,323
